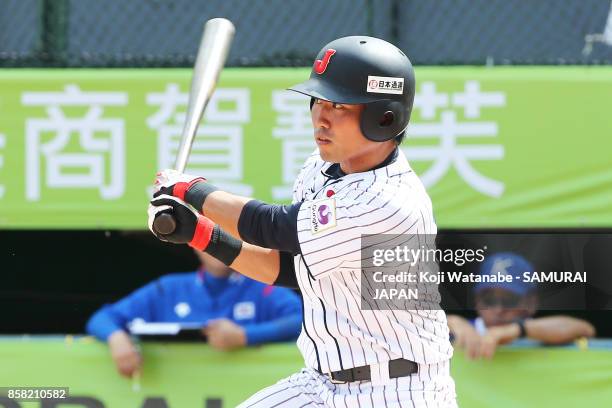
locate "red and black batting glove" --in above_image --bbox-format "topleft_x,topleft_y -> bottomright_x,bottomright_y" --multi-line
148,194 -> 215,251
153,169 -> 218,213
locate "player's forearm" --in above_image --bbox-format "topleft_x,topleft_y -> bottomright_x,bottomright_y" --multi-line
161,175 -> 301,251
157,174 -> 253,238
201,190 -> 252,238
203,191 -> 302,254
202,226 -> 298,286
524,316 -> 596,344
229,243 -> 280,285
190,218 -> 281,284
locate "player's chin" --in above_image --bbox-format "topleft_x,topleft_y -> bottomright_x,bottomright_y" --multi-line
317,141 -> 338,158
318,146 -> 336,163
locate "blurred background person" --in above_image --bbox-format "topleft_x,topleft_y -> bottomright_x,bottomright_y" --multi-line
448,252 -> 595,360
86,250 -> 302,377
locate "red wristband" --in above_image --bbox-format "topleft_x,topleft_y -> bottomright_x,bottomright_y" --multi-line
173,178 -> 206,201
188,215 -> 215,251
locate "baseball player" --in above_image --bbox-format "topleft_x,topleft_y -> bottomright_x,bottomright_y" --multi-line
148,36 -> 457,407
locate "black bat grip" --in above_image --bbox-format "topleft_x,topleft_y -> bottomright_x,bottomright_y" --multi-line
153,212 -> 177,235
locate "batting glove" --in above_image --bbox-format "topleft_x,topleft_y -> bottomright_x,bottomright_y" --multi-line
153,169 -> 216,212
148,194 -> 215,251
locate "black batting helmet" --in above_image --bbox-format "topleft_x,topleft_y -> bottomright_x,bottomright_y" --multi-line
289,36 -> 415,143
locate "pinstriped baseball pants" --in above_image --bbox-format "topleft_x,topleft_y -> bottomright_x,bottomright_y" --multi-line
237,360 -> 457,408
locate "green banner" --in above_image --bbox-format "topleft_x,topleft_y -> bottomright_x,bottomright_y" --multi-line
0,337 -> 303,408
0,68 -> 610,229
0,337 -> 611,407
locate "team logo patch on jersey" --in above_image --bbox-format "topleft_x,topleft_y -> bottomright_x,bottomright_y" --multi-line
311,198 -> 337,234
233,301 -> 256,320
366,75 -> 404,94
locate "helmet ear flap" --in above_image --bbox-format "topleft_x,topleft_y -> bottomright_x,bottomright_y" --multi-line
361,100 -> 409,142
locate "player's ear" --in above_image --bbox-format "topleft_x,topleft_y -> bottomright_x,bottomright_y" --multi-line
361,100 -> 407,142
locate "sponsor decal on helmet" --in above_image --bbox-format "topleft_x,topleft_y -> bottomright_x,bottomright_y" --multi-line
314,49 -> 336,74
366,75 -> 404,94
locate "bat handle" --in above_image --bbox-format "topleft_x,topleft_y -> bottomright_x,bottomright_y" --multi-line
153,212 -> 177,235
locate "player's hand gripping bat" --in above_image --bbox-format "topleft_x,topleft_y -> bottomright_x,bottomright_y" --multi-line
152,18 -> 235,235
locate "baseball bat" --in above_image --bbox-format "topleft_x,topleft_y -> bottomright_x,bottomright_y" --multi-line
153,18 -> 235,235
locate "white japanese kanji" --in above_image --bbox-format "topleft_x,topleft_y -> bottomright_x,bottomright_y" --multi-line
271,90 -> 315,200
22,84 -> 127,201
452,80 -> 505,118
413,81 -> 448,119
406,80 -> 506,197
146,83 -> 252,196
0,130 -> 5,199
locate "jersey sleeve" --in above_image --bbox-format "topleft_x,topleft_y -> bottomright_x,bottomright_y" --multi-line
237,201 -> 302,254
295,189 -> 422,280
85,279 -> 163,341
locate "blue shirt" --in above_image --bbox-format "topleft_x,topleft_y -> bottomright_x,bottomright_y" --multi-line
86,270 -> 302,345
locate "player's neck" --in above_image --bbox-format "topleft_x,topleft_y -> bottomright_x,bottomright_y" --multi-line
339,143 -> 397,174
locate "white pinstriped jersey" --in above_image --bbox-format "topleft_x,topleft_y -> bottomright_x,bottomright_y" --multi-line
292,148 -> 453,374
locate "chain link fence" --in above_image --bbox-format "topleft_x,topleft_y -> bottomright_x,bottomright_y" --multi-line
1,0 -> 612,67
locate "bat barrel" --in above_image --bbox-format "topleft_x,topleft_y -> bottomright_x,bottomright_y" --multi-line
175,18 -> 236,173
153,18 -> 235,237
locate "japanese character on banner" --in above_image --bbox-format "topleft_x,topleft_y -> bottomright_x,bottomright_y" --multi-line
146,83 -> 252,196
405,80 -> 506,198
0,128 -> 5,199
22,84 -> 127,202
271,90 -> 315,201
